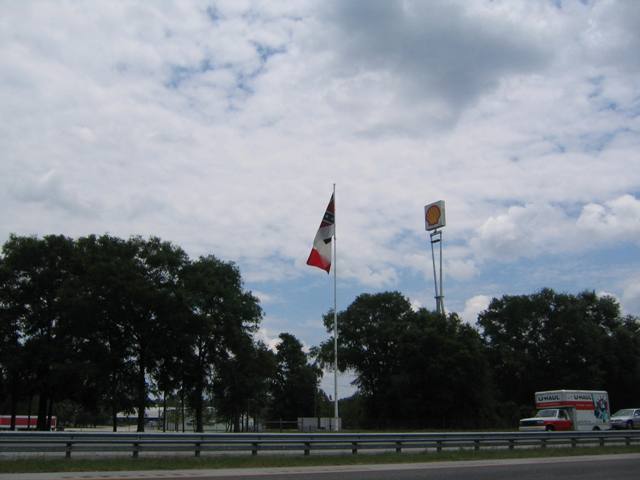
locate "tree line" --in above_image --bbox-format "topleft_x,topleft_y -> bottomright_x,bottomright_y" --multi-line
316,290 -> 640,429
2,234 -> 639,431
0,235 -> 324,431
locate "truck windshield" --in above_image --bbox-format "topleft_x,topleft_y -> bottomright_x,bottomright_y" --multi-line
535,409 -> 558,418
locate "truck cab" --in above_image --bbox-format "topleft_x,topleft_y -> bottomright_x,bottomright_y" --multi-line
519,408 -> 574,431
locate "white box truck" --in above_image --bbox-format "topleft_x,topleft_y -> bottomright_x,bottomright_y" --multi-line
518,390 -> 610,431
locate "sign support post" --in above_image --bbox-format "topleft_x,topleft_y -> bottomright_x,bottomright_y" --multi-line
424,201 -> 446,316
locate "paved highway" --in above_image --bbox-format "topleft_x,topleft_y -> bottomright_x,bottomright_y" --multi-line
1,454 -> 638,480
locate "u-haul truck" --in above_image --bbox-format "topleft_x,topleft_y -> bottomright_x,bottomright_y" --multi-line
518,390 -> 610,431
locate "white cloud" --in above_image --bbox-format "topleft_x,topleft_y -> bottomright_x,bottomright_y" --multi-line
469,203 -> 577,262
255,327 -> 281,352
316,0 -> 548,132
583,0 -> 640,73
621,280 -> 640,317
577,195 -> 640,243
1,1 -> 639,346
252,290 -> 277,305
598,290 -> 620,304
460,295 -> 492,326
11,170 -> 95,216
320,368 -> 358,400
409,297 -> 422,312
446,258 -> 480,281
468,195 -> 640,264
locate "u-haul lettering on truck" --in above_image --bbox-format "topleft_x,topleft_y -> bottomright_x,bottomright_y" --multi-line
537,394 -> 561,402
570,393 -> 593,401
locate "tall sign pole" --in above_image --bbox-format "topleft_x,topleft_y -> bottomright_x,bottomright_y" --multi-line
424,201 -> 446,316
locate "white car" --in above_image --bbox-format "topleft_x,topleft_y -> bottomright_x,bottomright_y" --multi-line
610,408 -> 640,429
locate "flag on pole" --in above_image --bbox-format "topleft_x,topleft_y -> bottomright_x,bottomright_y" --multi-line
307,193 -> 335,273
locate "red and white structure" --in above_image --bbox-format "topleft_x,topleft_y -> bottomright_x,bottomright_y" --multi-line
0,415 -> 57,430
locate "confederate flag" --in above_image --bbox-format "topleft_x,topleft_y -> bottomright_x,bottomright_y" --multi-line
307,193 -> 335,273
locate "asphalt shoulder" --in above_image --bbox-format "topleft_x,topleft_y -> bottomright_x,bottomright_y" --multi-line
1,453 -> 639,480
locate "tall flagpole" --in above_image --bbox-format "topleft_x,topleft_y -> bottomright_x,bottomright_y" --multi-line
332,183 -> 339,431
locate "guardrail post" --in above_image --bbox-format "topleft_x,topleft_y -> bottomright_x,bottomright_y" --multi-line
352,442 -> 358,455
541,438 -> 547,449
65,442 -> 72,459
571,437 -> 577,448
626,436 -> 631,446
474,440 -> 480,451
304,442 -> 311,456
437,440 -> 442,452
599,436 -> 605,447
195,442 -> 201,457
252,442 -> 258,456
132,442 -> 139,458
508,439 -> 515,450
395,441 -> 401,454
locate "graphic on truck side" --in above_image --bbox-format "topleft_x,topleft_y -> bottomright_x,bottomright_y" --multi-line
593,396 -> 609,422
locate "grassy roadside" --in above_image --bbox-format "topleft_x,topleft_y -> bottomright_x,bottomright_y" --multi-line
1,446 -> 640,474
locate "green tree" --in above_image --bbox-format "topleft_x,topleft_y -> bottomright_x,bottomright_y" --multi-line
478,288 -> 638,423
317,291 -> 494,429
180,256 -> 263,432
0,253 -> 26,430
269,333 -> 321,422
72,235 -> 139,431
397,308 -> 494,429
213,337 -> 275,431
128,237 -> 188,432
0,235 -> 78,430
602,315 -> 640,410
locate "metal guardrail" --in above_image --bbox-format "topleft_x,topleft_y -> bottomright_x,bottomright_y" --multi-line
1,430 -> 640,458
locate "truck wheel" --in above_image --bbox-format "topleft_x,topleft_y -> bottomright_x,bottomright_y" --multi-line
627,421 -> 633,429
545,425 -> 555,431
593,426 -> 600,431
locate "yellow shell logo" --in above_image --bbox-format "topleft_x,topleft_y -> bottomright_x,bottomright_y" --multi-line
426,205 -> 441,226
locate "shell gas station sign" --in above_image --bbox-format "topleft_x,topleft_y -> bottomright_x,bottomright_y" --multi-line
424,200 -> 445,231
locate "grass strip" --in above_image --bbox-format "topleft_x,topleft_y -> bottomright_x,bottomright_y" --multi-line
1,446 -> 640,473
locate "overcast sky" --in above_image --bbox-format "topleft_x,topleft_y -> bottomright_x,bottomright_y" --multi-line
2,0 -> 639,397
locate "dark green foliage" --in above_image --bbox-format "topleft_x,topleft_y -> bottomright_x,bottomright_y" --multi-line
0,235 -> 77,430
213,337 -> 275,431
268,333 -> 321,421
0,249 -> 25,429
3,233 -> 640,431
602,316 -> 640,409
319,288 -> 640,430
72,235 -> 143,430
0,235 -> 268,431
180,256 -> 264,432
335,393 -> 365,429
317,292 -> 495,429
479,288 -> 640,423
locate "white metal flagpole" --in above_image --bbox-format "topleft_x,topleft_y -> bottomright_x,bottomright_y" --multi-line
332,183 -> 339,431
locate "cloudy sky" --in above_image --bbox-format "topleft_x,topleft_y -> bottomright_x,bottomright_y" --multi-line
2,0 -> 639,396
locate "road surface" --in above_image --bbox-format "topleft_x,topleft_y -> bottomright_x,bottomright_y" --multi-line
0,454 -> 638,480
